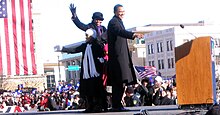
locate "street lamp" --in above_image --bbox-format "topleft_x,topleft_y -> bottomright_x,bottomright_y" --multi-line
143,51 -> 145,66
58,55 -> 61,82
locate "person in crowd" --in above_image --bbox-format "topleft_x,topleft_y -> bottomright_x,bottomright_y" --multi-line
123,86 -> 141,107
152,86 -> 175,105
61,29 -> 107,112
38,94 -> 49,111
107,4 -> 144,112
135,78 -> 154,106
47,91 -> 59,111
152,76 -> 175,105
153,76 -> 163,94
57,81 -> 64,93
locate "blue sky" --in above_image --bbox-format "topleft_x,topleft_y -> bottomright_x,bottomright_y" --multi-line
37,0 -> 219,61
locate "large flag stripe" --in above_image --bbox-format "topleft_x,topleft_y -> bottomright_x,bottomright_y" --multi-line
4,0 -> 13,75
0,36 -> 2,75
27,0 -> 37,74
19,0 -> 28,75
0,20 -> 7,75
12,0 -> 20,75
0,0 -> 37,76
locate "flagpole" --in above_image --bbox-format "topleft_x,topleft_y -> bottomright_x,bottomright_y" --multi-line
143,51 -> 145,66
0,72 -> 2,89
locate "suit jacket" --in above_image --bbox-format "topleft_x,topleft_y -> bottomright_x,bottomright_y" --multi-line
107,15 -> 137,85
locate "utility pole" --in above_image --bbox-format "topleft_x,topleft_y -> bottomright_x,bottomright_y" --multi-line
143,51 -> 145,66
58,55 -> 61,82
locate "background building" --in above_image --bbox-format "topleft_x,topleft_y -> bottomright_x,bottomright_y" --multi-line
129,21 -> 220,79
55,21 -> 220,85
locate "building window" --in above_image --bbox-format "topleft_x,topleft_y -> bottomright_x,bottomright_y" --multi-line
151,44 -> 154,54
168,58 -> 171,68
148,45 -> 150,54
136,39 -> 140,44
148,60 -> 155,67
46,75 -> 55,90
167,40 -> 173,51
157,42 -> 163,53
168,58 -> 175,68
147,44 -> 154,54
157,43 -> 160,53
161,59 -> 164,69
158,60 -> 161,70
170,40 -> 173,51
141,39 -> 145,44
158,59 -> 164,70
171,58 -> 174,68
160,42 -> 163,52
167,41 -> 170,51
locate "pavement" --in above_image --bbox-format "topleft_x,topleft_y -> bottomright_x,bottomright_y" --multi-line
1,105 -> 209,115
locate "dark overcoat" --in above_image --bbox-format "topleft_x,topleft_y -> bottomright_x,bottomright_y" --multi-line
72,16 -> 107,44
107,16 -> 137,85
62,40 -> 105,97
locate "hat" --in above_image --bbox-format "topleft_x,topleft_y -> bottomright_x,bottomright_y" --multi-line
126,86 -> 134,94
86,28 -> 97,38
155,76 -> 163,83
141,78 -> 150,84
92,12 -> 104,21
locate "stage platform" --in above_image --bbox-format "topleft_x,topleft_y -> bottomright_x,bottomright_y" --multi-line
2,105 -> 209,115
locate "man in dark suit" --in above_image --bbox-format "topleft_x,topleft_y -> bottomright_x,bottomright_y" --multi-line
107,4 -> 143,112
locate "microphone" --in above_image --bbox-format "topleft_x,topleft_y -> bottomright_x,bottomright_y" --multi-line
179,24 -> 197,38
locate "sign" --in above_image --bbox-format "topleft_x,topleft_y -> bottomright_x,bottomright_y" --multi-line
68,65 -> 80,71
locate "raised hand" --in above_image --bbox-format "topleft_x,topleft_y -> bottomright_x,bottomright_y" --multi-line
69,3 -> 76,17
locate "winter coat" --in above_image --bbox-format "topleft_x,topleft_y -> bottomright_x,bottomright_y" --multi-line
107,15 -> 137,85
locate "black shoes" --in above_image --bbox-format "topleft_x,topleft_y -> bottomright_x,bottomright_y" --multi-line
83,107 -> 108,113
83,107 -> 129,113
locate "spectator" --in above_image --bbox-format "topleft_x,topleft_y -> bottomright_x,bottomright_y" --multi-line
47,91 -> 58,111
123,86 -> 141,107
153,86 -> 175,105
135,78 -> 154,106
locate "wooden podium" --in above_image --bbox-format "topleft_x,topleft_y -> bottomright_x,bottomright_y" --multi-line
175,36 -> 216,106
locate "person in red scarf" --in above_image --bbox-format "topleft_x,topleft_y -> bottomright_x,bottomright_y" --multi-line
21,94 -> 31,110
38,94 -> 49,111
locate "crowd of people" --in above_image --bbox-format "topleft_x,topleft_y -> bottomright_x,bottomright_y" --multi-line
123,76 -> 177,107
0,82 -> 83,111
0,76 -> 177,112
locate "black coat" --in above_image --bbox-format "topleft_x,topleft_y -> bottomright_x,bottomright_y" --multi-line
153,90 -> 175,105
72,16 -> 107,44
61,40 -> 105,97
107,15 -> 137,85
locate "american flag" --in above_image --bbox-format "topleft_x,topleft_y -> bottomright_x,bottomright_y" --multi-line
134,66 -> 157,78
0,0 -> 37,76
